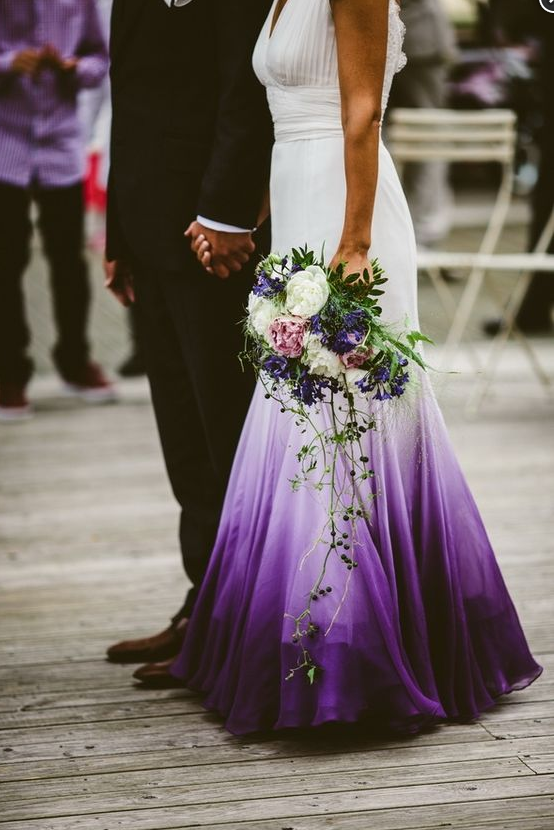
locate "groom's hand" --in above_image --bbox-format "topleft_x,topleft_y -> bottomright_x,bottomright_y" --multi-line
104,258 -> 135,307
185,221 -> 255,280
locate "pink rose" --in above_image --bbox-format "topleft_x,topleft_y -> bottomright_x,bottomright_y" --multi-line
268,316 -> 307,358
341,346 -> 372,369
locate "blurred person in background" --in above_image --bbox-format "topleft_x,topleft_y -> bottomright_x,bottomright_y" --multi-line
389,0 -> 458,248
484,0 -> 554,336
0,0 -> 113,422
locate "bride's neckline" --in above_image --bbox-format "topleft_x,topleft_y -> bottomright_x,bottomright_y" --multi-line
269,0 -> 292,40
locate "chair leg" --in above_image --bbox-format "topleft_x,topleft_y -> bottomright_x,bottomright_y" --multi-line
441,267 -> 487,373
500,271 -> 552,389
466,271 -> 553,413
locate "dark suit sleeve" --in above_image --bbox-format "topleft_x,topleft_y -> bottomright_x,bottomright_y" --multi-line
196,0 -> 274,229
105,0 -> 128,263
105,169 -> 128,262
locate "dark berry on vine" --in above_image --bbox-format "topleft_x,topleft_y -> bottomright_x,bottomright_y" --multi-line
337,540 -> 343,547
342,533 -> 348,539
344,544 -> 350,550
326,586 -> 332,592
360,456 -> 369,463
347,564 -> 353,570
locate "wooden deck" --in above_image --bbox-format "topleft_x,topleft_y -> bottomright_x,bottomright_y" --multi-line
1,350 -> 553,830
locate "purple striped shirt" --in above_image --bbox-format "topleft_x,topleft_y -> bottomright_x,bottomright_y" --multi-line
0,0 -> 108,188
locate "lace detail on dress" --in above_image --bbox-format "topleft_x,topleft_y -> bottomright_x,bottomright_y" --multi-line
381,0 -> 407,114
390,1 -> 407,73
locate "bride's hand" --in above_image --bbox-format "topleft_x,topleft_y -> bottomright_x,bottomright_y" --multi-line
329,248 -> 373,286
185,224 -> 214,273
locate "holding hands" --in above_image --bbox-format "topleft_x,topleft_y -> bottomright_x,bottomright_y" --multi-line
185,222 -> 255,280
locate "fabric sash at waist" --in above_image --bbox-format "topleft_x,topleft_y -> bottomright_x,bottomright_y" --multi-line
268,86 -> 343,143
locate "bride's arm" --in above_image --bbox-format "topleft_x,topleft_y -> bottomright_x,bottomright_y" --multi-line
329,0 -> 389,278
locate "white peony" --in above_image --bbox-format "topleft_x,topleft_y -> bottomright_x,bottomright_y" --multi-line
345,368 -> 368,394
285,265 -> 329,318
247,294 -> 279,342
304,334 -> 344,379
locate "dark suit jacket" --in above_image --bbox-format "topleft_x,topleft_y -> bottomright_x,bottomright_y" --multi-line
107,0 -> 273,271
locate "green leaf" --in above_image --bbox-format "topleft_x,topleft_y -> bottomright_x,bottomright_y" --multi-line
307,666 -> 317,685
395,340 -> 427,370
407,330 -> 435,348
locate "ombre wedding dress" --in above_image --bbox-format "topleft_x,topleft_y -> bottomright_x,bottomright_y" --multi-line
171,0 -> 541,734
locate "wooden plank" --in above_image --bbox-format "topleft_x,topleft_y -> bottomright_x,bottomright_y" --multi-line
481,718 -> 554,741
523,755 -> 554,775
1,774 -> 553,829
0,758 -> 533,822
1,733 -> 551,787
0,718 -> 493,764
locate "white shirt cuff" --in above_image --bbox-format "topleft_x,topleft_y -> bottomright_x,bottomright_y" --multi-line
163,0 -> 194,7
197,216 -> 253,234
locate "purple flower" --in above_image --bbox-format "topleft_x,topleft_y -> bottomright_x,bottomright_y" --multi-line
327,309 -> 370,355
390,371 -> 410,397
263,355 -> 291,380
355,361 -> 410,401
373,365 -> 390,383
355,373 -> 372,394
332,328 -> 365,355
292,371 -> 332,406
253,265 -> 286,299
343,309 -> 369,329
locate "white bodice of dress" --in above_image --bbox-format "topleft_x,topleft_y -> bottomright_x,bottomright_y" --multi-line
253,0 -> 406,143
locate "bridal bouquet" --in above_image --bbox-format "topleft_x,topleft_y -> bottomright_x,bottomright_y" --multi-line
242,247 -> 431,683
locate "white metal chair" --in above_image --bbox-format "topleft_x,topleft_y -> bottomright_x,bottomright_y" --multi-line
388,107 -> 554,404
465,203 -> 554,410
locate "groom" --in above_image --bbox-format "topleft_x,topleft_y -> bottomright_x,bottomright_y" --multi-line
105,0 -> 273,681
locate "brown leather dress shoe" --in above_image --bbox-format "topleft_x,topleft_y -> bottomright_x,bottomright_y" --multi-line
133,659 -> 184,689
106,619 -> 188,664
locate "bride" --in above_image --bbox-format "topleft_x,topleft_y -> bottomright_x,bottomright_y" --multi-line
170,0 -> 541,734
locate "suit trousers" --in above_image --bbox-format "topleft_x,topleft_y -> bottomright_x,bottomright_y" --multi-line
130,244 -> 260,620
0,180 -> 90,385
